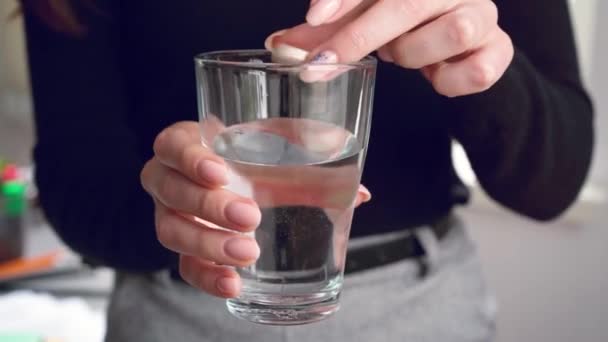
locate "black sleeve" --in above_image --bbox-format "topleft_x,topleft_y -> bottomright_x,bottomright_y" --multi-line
447,0 -> 594,220
23,1 -> 176,271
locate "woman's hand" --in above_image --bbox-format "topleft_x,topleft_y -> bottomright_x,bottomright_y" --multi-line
141,122 -> 261,298
269,0 -> 514,97
141,121 -> 370,298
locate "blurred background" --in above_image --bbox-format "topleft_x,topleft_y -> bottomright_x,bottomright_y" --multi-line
0,0 -> 606,341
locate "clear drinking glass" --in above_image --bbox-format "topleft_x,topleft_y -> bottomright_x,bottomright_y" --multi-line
194,50 -> 377,325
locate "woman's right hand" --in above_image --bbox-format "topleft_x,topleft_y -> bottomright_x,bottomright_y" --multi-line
140,121 -> 262,298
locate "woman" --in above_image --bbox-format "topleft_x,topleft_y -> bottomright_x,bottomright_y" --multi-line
21,0 -> 593,341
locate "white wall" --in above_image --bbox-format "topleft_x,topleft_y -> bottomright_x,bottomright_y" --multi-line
570,0 -> 598,80
587,0 -> 608,187
0,0 -> 33,165
0,0 -> 29,95
465,2 -> 608,342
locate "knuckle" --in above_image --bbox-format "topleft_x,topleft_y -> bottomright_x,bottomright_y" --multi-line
171,128 -> 190,144
140,160 -> 153,191
195,228 -> 211,259
197,192 -> 209,219
180,144 -> 193,174
182,144 -> 202,176
345,28 -> 369,54
506,41 -> 515,63
486,1 -> 499,24
469,61 -> 495,90
377,47 -> 394,63
390,43 -> 409,68
436,84 -> 459,98
153,129 -> 170,155
180,257 -> 204,290
448,14 -> 475,50
197,190 -> 220,221
178,258 -> 191,283
429,66 -> 458,97
389,0 -> 426,18
436,87 -> 457,98
392,39 -> 429,69
431,75 -> 452,97
173,121 -> 199,135
196,269 -> 208,291
157,171 -> 175,201
394,55 -> 413,69
501,30 -> 515,59
155,213 -> 174,248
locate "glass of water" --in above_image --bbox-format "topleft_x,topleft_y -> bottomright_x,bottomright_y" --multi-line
194,50 -> 376,325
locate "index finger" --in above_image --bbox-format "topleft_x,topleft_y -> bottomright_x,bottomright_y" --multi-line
270,1 -> 370,51
306,0 -> 372,27
154,121 -> 228,187
310,0 -> 455,63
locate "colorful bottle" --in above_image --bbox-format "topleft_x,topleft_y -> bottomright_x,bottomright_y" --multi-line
0,180 -> 26,262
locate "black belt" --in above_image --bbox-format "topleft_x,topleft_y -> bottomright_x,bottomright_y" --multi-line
344,214 -> 453,275
170,214 -> 454,281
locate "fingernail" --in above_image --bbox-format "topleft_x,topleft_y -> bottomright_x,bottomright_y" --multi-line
310,50 -> 338,64
300,51 -> 339,83
306,0 -> 341,26
216,277 -> 239,295
198,160 -> 228,185
225,201 -> 261,228
272,43 -> 309,64
264,29 -> 287,50
224,237 -> 260,262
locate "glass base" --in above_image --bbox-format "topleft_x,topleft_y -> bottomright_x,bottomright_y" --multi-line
226,294 -> 340,325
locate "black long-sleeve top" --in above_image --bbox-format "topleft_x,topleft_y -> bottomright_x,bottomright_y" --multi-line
22,0 -> 594,272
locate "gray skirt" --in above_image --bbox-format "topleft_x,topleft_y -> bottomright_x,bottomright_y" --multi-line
105,216 -> 497,342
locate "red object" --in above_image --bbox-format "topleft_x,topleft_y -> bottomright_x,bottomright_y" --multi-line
1,164 -> 19,181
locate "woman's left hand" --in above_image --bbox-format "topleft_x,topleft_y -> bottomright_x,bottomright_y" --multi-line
268,0 -> 514,97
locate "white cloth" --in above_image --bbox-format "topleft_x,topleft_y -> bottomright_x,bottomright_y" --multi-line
0,291 -> 105,342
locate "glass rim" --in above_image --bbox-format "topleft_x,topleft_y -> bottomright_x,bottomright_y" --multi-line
194,49 -> 377,69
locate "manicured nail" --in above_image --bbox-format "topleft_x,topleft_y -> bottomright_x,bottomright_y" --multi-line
310,50 -> 338,64
224,237 -> 260,262
198,160 -> 228,185
306,0 -> 341,26
271,43 -> 309,64
300,50 -> 339,82
225,201 -> 261,228
216,277 -> 239,295
264,29 -> 287,50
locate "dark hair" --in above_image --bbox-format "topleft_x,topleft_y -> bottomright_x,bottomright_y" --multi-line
18,0 -> 90,35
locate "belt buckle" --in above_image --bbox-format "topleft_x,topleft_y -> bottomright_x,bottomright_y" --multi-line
413,226 -> 441,278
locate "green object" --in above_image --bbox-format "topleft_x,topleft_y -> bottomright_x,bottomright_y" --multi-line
1,181 -> 27,216
0,333 -> 41,342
